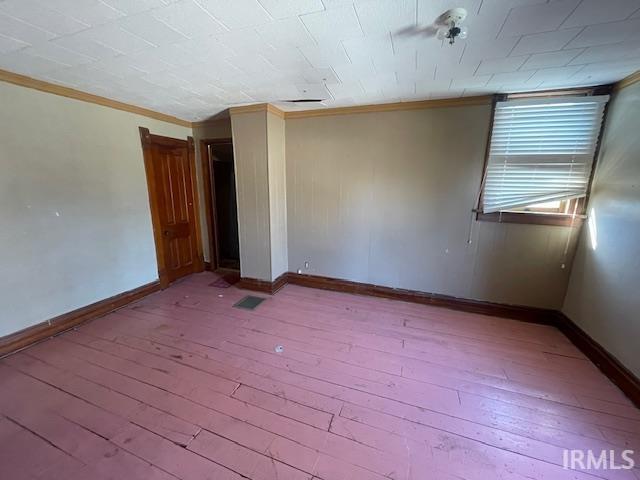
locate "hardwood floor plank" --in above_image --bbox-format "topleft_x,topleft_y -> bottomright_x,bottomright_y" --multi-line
2,271 -> 638,480
115,299 -> 640,429
84,302 -> 640,446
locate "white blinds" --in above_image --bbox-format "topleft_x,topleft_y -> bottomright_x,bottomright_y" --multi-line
482,95 -> 608,214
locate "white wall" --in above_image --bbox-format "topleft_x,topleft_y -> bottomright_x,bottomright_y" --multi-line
286,106 -> 579,309
563,81 -> 640,378
0,81 -> 191,337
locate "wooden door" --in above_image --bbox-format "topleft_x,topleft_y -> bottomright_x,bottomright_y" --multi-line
139,127 -> 204,287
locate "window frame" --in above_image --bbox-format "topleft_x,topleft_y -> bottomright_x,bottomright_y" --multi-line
476,86 -> 612,227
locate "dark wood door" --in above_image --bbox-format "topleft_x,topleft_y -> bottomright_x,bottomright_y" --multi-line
140,128 -> 203,287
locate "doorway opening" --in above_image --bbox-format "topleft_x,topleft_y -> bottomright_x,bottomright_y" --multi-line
200,138 -> 240,271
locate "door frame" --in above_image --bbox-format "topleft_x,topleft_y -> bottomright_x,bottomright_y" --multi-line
139,127 -> 204,288
199,137 -> 236,272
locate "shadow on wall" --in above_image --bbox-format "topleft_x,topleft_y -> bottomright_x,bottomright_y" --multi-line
194,109 -> 230,124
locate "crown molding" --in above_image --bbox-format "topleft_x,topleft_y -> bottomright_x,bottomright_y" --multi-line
614,70 -> 640,92
229,102 -> 285,118
283,95 -> 493,119
191,116 -> 231,128
229,96 -> 492,121
0,68 -> 192,128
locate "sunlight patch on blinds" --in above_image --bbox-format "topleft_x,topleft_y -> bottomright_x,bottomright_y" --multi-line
482,95 -> 608,214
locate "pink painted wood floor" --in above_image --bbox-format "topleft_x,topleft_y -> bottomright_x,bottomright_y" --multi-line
1,272 -> 639,480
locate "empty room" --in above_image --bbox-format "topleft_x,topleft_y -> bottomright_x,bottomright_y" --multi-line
1,0 -> 640,479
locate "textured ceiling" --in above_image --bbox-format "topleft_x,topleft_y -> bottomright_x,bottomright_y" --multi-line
0,0 -> 639,121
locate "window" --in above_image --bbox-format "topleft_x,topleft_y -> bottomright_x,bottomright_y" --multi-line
478,94 -> 609,226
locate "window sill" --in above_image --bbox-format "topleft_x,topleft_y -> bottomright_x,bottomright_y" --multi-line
476,211 -> 585,227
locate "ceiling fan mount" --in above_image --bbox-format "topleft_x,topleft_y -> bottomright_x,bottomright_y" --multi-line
396,7 -> 469,46
436,8 -> 468,45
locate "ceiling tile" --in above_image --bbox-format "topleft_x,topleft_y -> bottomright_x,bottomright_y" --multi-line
301,67 -> 339,84
51,33 -> 121,60
326,81 -> 365,99
121,52 -> 175,74
342,35 -> 394,64
520,48 -> 583,69
0,0 -> 89,37
476,55 -> 528,75
175,37 -> 236,64
258,0 -> 324,18
152,0 -> 227,38
486,70 -> 536,86
0,13 -> 54,44
261,48 -> 311,70
0,49 -> 68,75
562,0 -> 640,28
433,56 -> 479,80
450,75 -> 491,89
118,13 -> 189,46
298,44 -> 351,68
100,0 -> 169,15
24,43 -> 97,68
500,0 -> 581,37
215,28 -> 270,56
0,0 -> 638,120
225,54 -> 275,75
360,73 -> 398,92
43,63 -> 125,89
46,0 -> 124,26
82,23 -> 156,56
256,18 -> 315,48
91,56 -> 148,78
398,67 -> 432,83
471,0 -> 549,39
295,83 -> 331,99
0,33 -> 29,54
569,41 -> 640,65
462,35 -> 521,61
320,0 -> 360,9
525,65 -> 585,85
571,58 -> 640,83
372,49 -> 417,74
384,78 -> 415,98
195,0 -> 272,29
355,0 -> 417,36
565,17 -> 640,48
300,6 -> 364,47
510,27 -> 582,55
414,78 -> 450,96
332,61 -> 376,83
577,57 -> 640,76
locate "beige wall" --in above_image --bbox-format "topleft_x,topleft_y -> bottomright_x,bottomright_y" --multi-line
230,110 -> 288,281
286,106 -> 579,309
231,110 -> 272,280
192,118 -> 232,262
0,81 -> 191,337
267,112 -> 288,280
563,81 -> 640,378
